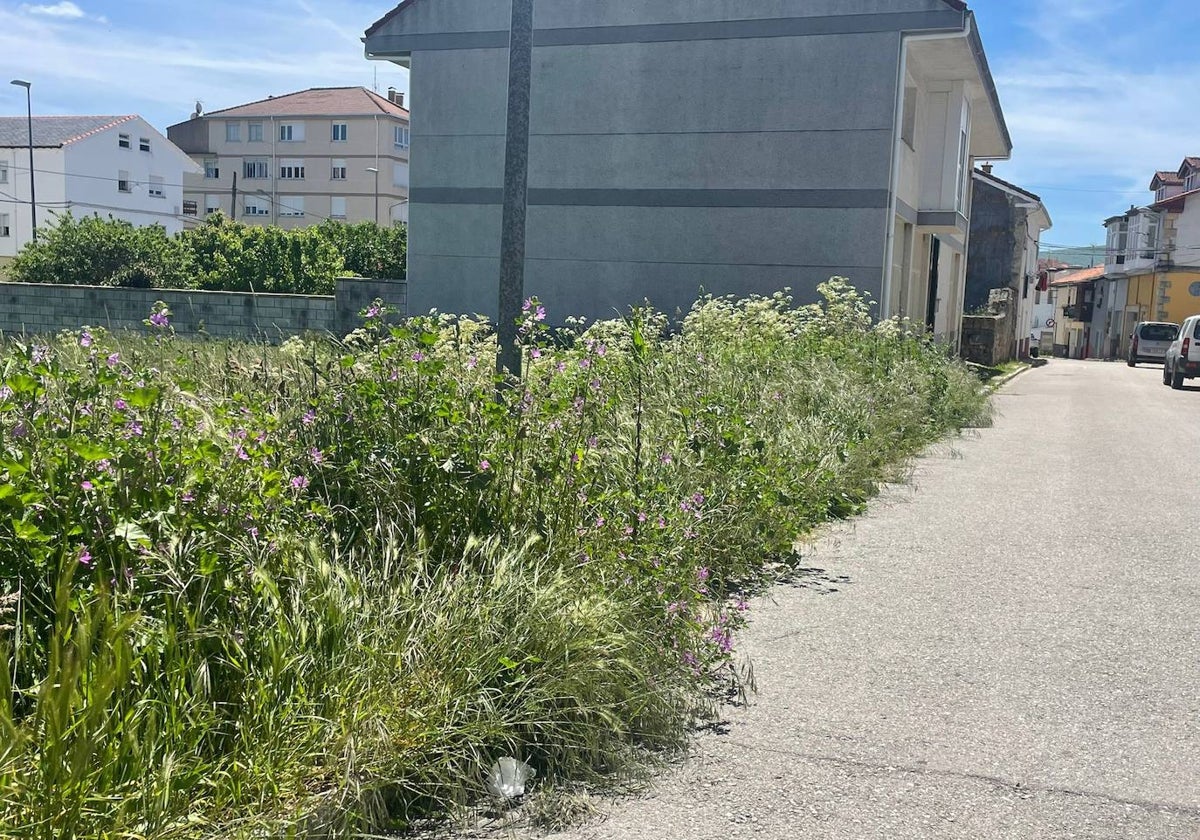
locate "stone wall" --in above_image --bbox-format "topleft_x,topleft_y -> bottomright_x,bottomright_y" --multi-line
0,278 -> 406,340
961,311 -> 1012,367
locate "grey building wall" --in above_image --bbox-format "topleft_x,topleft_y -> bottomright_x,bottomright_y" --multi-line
964,179 -> 1019,313
371,0 -> 968,323
0,278 -> 406,340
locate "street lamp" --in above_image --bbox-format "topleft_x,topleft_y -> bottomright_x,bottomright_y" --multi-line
365,166 -> 380,225
9,79 -> 36,242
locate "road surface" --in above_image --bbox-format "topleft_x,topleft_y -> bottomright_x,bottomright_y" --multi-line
543,359 -> 1200,840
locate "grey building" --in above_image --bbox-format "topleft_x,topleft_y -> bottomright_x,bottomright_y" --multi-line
965,167 -> 1051,358
365,0 -> 1011,336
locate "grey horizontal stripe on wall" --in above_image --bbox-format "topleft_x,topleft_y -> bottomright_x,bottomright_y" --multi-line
534,11 -> 963,48
896,199 -> 918,225
367,10 -> 963,54
918,211 -> 967,233
412,188 -> 890,209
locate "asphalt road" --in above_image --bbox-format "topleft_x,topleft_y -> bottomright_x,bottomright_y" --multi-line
544,359 -> 1200,840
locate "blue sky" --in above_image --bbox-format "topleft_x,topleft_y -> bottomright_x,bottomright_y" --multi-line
2,0 -> 1197,249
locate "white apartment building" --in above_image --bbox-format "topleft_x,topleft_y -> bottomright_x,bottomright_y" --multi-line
0,115 -> 199,258
167,87 -> 410,228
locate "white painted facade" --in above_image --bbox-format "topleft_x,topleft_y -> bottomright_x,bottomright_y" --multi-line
0,116 -> 198,258
886,28 -> 1010,349
1173,194 -> 1200,269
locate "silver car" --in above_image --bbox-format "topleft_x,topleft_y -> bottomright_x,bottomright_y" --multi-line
1128,321 -> 1180,366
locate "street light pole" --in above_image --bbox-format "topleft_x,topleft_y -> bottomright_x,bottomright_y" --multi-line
365,167 -> 380,224
10,79 -> 36,242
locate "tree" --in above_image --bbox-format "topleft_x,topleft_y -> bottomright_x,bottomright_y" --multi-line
10,212 -> 193,288
314,219 -> 406,279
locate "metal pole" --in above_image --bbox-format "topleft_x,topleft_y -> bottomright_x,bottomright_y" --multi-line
375,167 -> 380,225
10,80 -> 36,241
496,0 -> 533,380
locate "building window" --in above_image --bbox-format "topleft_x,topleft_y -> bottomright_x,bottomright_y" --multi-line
278,196 -> 305,217
118,132 -> 131,149
901,86 -> 917,149
392,162 -> 408,188
393,125 -> 410,150
243,158 -> 270,179
279,159 -> 305,180
226,122 -> 241,142
118,170 -> 132,193
330,196 -> 347,219
0,213 -> 9,237
331,122 -> 347,142
244,197 -> 270,217
183,199 -> 198,217
148,175 -> 164,198
331,159 -> 347,180
248,122 -> 264,142
204,158 -> 220,179
279,123 -> 304,142
205,194 -> 221,215
139,137 -> 151,152
0,162 -> 7,184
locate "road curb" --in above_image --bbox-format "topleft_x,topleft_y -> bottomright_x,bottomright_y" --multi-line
991,364 -> 1032,390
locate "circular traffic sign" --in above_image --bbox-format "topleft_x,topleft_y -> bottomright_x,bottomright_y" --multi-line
1046,318 -> 1056,328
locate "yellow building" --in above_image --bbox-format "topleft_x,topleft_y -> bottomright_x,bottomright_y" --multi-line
1148,163 -> 1200,325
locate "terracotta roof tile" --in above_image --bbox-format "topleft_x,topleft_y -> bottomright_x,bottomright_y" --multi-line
203,87 -> 407,119
1152,185 -> 1200,211
1150,170 -> 1184,189
1050,265 -> 1105,286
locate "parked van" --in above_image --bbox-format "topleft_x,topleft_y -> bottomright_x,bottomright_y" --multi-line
1163,315 -> 1200,389
1128,321 -> 1180,366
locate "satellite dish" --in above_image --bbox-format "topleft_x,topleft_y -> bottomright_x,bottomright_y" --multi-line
191,100 -> 204,119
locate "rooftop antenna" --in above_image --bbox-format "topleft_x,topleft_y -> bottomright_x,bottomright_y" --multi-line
373,66 -> 378,93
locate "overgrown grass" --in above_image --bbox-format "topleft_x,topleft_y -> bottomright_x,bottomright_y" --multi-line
0,279 -> 989,838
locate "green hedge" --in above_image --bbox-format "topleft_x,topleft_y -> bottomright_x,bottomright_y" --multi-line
7,213 -> 406,294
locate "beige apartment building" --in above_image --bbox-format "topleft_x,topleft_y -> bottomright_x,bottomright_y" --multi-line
167,87 -> 409,228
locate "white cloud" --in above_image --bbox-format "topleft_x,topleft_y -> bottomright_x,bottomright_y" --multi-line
0,1 -> 408,133
21,1 -> 85,18
986,0 -> 1200,244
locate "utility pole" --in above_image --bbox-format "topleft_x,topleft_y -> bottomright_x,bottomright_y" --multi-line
230,171 -> 238,219
496,0 -> 533,381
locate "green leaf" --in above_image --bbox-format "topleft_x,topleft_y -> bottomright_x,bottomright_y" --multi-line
126,386 -> 161,409
113,521 -> 151,550
67,439 -> 114,462
498,656 -> 520,670
11,518 -> 49,543
4,374 -> 39,395
0,484 -> 16,501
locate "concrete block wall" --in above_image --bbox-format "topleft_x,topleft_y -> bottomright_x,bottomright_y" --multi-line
0,277 -> 407,340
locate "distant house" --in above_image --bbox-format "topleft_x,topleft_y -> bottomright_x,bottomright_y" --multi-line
1049,265 -> 1104,359
0,115 -> 199,258
965,165 -> 1052,358
167,87 -> 410,228
364,0 -> 1012,340
1096,157 -> 1200,359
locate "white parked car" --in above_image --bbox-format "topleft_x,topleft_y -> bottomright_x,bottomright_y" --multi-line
1163,314 -> 1200,389
1128,321 -> 1179,366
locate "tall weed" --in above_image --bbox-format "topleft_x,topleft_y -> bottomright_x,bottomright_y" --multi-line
0,280 -> 988,837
